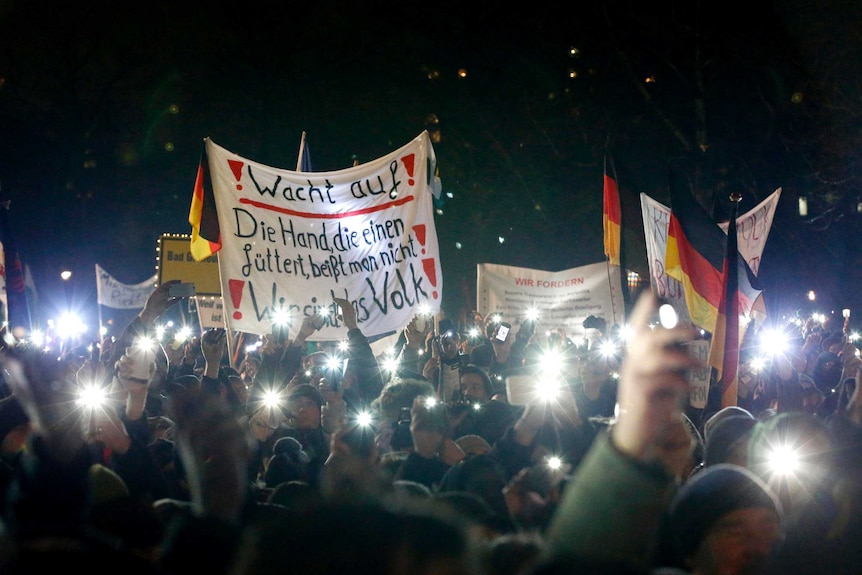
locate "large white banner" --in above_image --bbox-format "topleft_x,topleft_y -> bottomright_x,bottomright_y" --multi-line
95,264 -> 157,309
718,188 -> 781,276
476,261 -> 624,342
206,132 -> 441,341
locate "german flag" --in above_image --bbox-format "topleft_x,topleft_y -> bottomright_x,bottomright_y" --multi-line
665,184 -> 762,395
188,148 -> 221,262
602,158 -> 621,267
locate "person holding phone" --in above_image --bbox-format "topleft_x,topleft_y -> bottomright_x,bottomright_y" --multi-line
421,321 -> 465,402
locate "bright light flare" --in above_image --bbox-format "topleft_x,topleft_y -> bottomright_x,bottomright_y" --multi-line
540,350 -> 565,377
175,326 -> 193,343
271,308 -> 293,326
76,385 -> 108,409
759,328 -> 788,356
749,356 -> 768,373
56,313 -> 88,339
525,308 -> 540,321
382,356 -> 399,372
547,456 -> 563,470
598,339 -> 617,358
425,397 -> 438,408
768,446 -> 800,475
262,390 -> 282,408
355,411 -> 373,427
535,377 -> 561,401
133,336 -> 156,353
325,355 -> 342,371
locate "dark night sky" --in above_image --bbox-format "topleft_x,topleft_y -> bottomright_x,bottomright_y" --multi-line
2,0 -> 862,330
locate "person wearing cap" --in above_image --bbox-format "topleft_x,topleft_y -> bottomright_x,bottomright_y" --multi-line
283,383 -> 329,486
450,364 -> 516,447
666,464 -> 783,574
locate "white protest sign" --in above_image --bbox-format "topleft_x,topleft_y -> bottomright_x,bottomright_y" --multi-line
95,264 -> 157,310
206,132 -> 441,341
718,188 -> 781,276
640,193 -> 691,325
476,261 -> 624,342
195,296 -> 225,331
685,339 -> 711,409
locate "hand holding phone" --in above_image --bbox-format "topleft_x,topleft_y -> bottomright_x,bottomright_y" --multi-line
169,283 -> 196,298
494,322 -> 512,343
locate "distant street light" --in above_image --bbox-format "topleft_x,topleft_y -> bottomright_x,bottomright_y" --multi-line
60,269 -> 72,281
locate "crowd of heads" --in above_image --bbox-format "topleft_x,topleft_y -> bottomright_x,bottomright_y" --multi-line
0,286 -> 860,575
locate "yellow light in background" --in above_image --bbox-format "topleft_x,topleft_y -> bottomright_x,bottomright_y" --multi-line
457,68 -> 468,78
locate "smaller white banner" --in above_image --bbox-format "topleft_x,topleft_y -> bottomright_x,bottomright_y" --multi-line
95,264 -> 157,310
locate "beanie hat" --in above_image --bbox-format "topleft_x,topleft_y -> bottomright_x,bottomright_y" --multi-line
88,463 -> 130,506
702,406 -> 753,439
287,383 -> 324,409
272,436 -> 311,464
669,464 -> 782,560
704,415 -> 758,467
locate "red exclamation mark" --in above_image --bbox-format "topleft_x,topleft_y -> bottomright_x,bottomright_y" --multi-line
422,258 -> 438,300
228,279 -> 244,319
413,224 -> 426,255
413,223 -> 437,298
401,154 -> 415,186
228,160 -> 244,191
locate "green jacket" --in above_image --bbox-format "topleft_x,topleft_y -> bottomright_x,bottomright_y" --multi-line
542,431 -> 677,573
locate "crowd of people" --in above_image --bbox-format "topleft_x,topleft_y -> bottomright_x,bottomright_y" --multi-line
0,279 -> 860,574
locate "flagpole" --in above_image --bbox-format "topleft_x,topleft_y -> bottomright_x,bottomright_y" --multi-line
296,131 -> 307,171
720,192 -> 743,408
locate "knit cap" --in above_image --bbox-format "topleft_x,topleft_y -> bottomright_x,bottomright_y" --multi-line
704,415 -> 758,467
668,463 -> 782,560
287,383 -> 324,409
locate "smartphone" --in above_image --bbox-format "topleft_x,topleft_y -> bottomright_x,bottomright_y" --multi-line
90,341 -> 101,362
397,406 -> 412,424
495,322 -> 512,343
169,282 -> 196,298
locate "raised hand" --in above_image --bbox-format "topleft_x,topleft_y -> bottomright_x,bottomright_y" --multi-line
612,291 -> 703,464
332,296 -> 358,330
